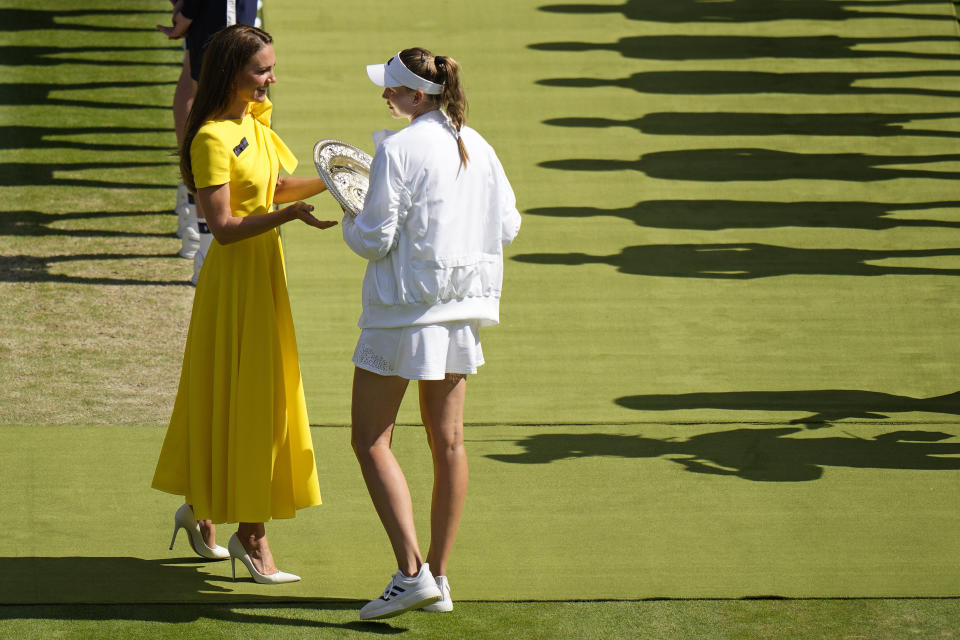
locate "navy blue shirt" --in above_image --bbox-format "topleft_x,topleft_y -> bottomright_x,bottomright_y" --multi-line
181,1 -> 259,80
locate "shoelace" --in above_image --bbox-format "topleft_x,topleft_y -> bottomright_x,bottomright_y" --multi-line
380,574 -> 407,601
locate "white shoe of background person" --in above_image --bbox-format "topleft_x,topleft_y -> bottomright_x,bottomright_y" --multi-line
421,575 -> 453,612
191,219 -> 212,286
174,182 -> 189,238
179,199 -> 200,259
360,563 -> 442,620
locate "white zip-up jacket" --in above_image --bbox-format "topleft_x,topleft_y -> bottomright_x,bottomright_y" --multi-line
342,109 -> 522,329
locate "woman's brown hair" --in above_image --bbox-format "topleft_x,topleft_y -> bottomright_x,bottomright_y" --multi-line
399,47 -> 470,169
180,24 -> 273,192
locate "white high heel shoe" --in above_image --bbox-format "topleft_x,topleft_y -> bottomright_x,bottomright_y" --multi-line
228,534 -> 300,584
168,504 -> 229,560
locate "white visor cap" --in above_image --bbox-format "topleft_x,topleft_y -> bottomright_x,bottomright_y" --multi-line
366,53 -> 444,95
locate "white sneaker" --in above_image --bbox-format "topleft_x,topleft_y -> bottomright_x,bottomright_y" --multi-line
359,563 -> 442,620
421,575 -> 453,612
190,219 -> 212,286
179,202 -> 199,259
174,183 -> 189,238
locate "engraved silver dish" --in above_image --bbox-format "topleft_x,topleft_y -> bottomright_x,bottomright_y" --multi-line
313,139 -> 373,217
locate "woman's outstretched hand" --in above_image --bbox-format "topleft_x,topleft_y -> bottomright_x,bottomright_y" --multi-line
288,201 -> 338,230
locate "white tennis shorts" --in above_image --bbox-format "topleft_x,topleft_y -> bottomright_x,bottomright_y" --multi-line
353,320 -> 484,380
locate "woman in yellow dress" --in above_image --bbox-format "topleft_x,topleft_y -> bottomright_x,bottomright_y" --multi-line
152,24 -> 336,584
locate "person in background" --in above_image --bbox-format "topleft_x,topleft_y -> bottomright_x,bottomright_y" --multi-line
158,0 -> 260,284
152,24 -> 336,584
343,47 -> 521,619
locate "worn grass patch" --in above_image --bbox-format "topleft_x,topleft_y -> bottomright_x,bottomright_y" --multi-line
0,0 -> 193,425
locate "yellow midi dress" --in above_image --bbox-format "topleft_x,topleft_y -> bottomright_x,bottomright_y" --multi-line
152,98 -> 322,523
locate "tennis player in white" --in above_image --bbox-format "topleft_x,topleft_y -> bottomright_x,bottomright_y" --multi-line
342,47 -> 521,620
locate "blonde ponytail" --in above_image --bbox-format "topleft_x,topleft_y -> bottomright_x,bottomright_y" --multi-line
399,48 -> 470,169
434,55 -> 469,169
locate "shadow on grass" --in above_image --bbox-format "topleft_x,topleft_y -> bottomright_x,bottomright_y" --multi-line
0,558 -> 400,633
542,112 -> 960,139
1,210 -> 173,238
1,125 -> 174,152
616,389 -> 960,426
538,0 -> 956,23
532,3 -> 960,246
512,244 -> 960,278
0,253 -> 189,286
537,70 -> 960,97
487,428 -> 960,481
539,148 -> 960,181
0,161 -> 174,190
530,35 -> 960,61
0,8 -> 163,32
0,44 -> 180,67
525,200 -> 960,231
0,81 -> 173,110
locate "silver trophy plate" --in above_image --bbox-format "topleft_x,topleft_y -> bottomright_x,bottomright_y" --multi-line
313,139 -> 372,217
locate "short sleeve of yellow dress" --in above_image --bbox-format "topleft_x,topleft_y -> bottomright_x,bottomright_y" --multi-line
152,98 -> 322,523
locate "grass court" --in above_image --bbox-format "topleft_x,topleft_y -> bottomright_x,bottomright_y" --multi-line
2,0 -> 960,637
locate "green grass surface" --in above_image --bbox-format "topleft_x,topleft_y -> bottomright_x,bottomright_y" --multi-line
274,0 -> 960,426
3,425 -> 959,603
4,0 -> 960,637
3,600 -> 959,640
